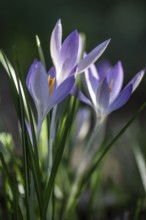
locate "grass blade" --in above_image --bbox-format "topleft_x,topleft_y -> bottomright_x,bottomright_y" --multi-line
65,102 -> 146,216
42,97 -> 78,219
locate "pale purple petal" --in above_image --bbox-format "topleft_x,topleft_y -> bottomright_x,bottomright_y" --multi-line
83,52 -> 99,79
85,63 -> 99,86
47,66 -> 57,91
96,79 -> 110,109
97,60 -> 111,80
77,39 -> 111,74
106,61 -> 124,103
70,83 -> 92,106
108,85 -> 132,113
60,30 -> 79,75
125,69 -> 145,92
48,66 -> 56,78
46,76 -> 75,113
78,90 -> 92,107
84,66 -> 99,107
88,61 -> 99,80
50,19 -> 62,70
26,60 -> 49,114
70,84 -> 78,96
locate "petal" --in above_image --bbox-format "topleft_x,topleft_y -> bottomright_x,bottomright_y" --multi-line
96,79 -> 110,110
70,84 -> 78,96
84,65 -> 99,107
46,75 -> 75,113
50,19 -> 62,71
83,52 -> 99,80
97,60 -> 111,80
125,69 -> 145,92
26,60 -> 49,114
60,30 -> 79,75
78,90 -> 92,106
77,39 -> 111,74
108,84 -> 132,113
106,61 -> 124,103
70,83 -> 92,107
48,66 -> 56,78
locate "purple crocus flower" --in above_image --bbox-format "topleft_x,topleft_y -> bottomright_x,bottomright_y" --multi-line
26,60 -> 75,126
26,19 -> 110,140
79,61 -> 145,122
50,19 -> 110,86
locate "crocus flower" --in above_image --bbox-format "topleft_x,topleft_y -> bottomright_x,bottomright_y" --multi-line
79,61 -> 145,122
26,60 -> 75,128
50,19 -> 110,86
26,19 -> 110,140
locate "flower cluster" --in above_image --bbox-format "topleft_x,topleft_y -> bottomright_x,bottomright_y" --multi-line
26,19 -> 144,133
0,19 -> 145,220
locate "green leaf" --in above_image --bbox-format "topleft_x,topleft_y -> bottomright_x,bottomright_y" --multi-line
42,97 -> 78,219
85,102 -> 146,184
0,50 -> 29,118
65,102 -> 146,216
35,35 -> 46,67
0,152 -> 24,220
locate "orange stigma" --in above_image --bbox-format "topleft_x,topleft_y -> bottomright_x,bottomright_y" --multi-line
48,75 -> 55,96
109,79 -> 114,93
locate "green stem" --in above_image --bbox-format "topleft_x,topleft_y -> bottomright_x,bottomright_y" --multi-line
79,102 -> 146,198
14,66 -> 31,220
65,120 -> 102,215
65,102 -> 146,217
133,198 -> 144,220
48,105 -> 57,174
36,116 -> 43,144
84,120 -> 102,156
42,97 -> 78,219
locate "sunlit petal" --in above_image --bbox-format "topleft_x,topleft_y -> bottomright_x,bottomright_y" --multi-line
50,19 -> 62,72
77,39 -> 111,74
125,69 -> 145,92
60,30 -> 79,76
106,61 -> 124,103
96,79 -> 110,110
26,60 -> 49,116
108,85 -> 132,113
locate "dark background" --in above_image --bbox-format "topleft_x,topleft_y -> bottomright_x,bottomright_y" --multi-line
0,0 -> 146,74
0,0 -> 146,130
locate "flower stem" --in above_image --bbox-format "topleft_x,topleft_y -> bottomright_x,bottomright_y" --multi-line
36,116 -> 43,144
48,105 -> 57,174
85,120 -> 101,155
65,119 -> 103,216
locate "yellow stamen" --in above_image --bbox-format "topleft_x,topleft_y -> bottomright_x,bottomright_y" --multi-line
109,79 -> 114,93
48,75 -> 55,96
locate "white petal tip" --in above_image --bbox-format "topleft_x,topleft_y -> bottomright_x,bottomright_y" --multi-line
57,19 -> 61,26
115,61 -> 123,70
141,69 -> 145,75
35,35 -> 40,46
103,38 -> 111,48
